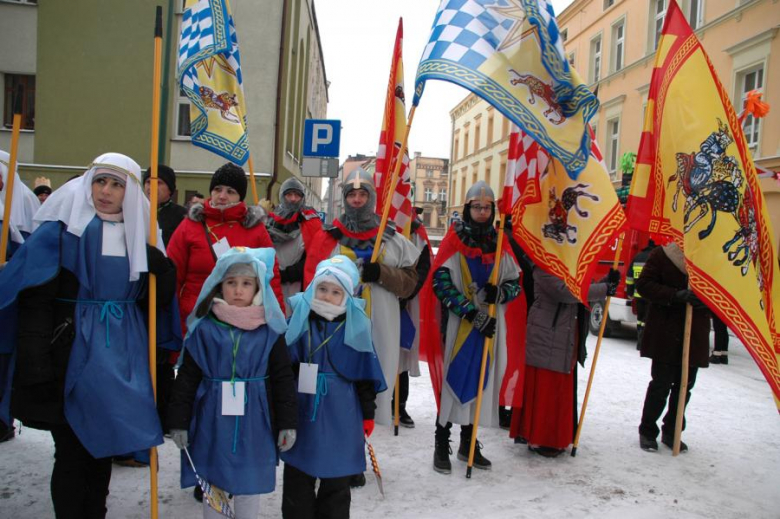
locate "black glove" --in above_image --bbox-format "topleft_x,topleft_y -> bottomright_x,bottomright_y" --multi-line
280,258 -> 305,284
361,262 -> 381,283
465,310 -> 497,338
483,283 -> 500,305
146,244 -> 171,276
673,289 -> 707,309
604,268 -> 620,296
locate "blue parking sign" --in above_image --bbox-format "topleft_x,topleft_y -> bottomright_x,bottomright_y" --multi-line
303,120 -> 341,158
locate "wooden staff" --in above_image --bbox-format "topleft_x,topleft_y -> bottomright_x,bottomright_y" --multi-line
147,7 -> 163,519
0,85 -> 23,266
393,209 -> 415,436
247,155 -> 259,205
465,212 -> 506,478
673,302 -> 693,456
571,234 -> 624,457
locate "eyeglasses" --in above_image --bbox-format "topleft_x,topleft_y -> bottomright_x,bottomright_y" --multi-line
470,204 -> 492,213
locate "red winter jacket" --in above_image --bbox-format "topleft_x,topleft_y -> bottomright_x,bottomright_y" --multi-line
167,200 -> 285,333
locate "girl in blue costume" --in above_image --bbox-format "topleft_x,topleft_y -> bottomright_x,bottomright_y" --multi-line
0,153 -> 176,518
167,246 -> 297,519
281,255 -> 386,518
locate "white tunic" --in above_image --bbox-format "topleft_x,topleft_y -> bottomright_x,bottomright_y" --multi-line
274,229 -> 304,317
329,231 -> 420,425
438,250 -> 520,428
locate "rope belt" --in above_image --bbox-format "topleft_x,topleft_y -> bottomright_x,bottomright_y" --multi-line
56,299 -> 135,348
205,376 -> 268,453
311,372 -> 337,422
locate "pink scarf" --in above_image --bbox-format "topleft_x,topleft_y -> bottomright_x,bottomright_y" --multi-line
211,298 -> 266,330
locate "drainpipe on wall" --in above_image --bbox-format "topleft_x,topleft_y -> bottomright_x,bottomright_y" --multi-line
269,0 -> 289,202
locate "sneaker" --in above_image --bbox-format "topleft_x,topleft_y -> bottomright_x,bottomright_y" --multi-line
661,435 -> 688,452
0,425 -> 14,443
193,486 -> 203,503
399,408 -> 415,428
349,473 -> 366,488
457,439 -> 492,470
529,445 -> 565,458
639,434 -> 658,452
433,440 -> 452,474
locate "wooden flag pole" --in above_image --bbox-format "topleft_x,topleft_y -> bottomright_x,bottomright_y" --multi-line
466,212 -> 506,478
0,85 -> 23,266
369,105 -> 416,264
571,233 -> 624,457
147,7 -> 163,519
247,155 -> 259,206
673,302 -> 693,456
393,375 -> 400,436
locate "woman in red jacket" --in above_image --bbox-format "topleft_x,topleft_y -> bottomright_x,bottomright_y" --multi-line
167,163 -> 285,333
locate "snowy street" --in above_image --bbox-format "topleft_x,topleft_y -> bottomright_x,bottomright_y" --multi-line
2,331 -> 778,518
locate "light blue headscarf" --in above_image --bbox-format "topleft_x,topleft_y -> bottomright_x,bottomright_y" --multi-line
285,255 -> 373,353
186,247 -> 287,337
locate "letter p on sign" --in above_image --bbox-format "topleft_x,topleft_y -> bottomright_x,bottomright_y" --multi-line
303,119 -> 341,158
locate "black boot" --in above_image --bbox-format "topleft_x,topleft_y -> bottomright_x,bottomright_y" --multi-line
458,426 -> 492,470
399,406 -> 415,428
433,420 -> 452,474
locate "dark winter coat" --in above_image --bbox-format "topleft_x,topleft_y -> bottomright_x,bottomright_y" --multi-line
525,268 -> 608,374
635,247 -> 711,367
166,201 -> 284,332
11,246 -> 177,430
157,199 -> 188,247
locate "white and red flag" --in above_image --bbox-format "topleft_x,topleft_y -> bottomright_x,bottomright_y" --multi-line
374,18 -> 412,232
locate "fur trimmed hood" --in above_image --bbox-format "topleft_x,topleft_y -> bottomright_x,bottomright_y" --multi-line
187,201 -> 267,229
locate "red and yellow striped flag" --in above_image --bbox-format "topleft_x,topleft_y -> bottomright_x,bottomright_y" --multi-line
374,18 -> 412,232
627,0 -> 780,410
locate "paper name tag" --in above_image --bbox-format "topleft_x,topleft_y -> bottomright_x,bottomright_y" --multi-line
221,381 -> 245,416
101,222 -> 127,257
298,363 -> 318,395
212,237 -> 231,258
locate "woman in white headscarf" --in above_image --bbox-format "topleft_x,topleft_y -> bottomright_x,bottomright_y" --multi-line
0,152 -> 177,518
0,149 -> 40,257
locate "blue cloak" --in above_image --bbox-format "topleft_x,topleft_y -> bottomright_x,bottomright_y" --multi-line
0,218 -> 177,457
181,317 -> 280,495
281,317 -> 386,478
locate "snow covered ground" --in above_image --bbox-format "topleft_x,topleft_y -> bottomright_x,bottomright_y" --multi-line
2,331 -> 779,518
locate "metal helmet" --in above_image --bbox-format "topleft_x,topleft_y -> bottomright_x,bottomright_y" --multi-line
342,167 -> 376,198
280,176 -> 306,199
464,181 -> 495,204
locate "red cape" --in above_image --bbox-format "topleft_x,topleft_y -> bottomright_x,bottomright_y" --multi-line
419,224 -> 527,412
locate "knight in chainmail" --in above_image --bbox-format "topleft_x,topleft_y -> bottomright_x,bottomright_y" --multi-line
266,177 -> 323,316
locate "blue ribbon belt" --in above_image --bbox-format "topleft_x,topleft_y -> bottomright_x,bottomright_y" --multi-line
57,299 -> 135,348
205,376 -> 268,453
311,372 -> 336,422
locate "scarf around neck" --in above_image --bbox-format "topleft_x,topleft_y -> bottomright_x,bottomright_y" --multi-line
211,298 -> 267,331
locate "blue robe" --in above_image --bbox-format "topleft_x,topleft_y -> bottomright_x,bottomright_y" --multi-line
281,318 -> 385,478
0,218 -> 169,458
182,317 -> 280,495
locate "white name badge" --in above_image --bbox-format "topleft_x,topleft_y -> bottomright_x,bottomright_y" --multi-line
101,222 -> 127,257
212,237 -> 230,258
298,363 -> 318,395
221,381 -> 245,416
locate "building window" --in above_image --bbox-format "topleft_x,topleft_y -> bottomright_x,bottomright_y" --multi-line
561,29 -> 568,42
487,112 -> 494,145
453,136 -> 460,161
689,0 -> 703,30
590,35 -> 602,83
176,88 -> 192,137
501,116 -> 509,139
612,19 -> 625,73
464,129 -> 470,157
474,120 -> 482,151
603,0 -> 615,9
425,187 -> 435,202
607,118 -> 620,178
426,169 -> 434,178
423,211 -> 432,227
653,0 -> 666,51
568,52 -> 576,68
3,74 -> 35,130
739,66 -> 764,154
439,188 -> 447,202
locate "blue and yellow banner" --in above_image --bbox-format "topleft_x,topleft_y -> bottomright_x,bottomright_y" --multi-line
178,0 -> 249,165
414,0 -> 598,177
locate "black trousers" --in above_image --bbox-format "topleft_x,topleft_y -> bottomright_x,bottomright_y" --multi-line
50,424 -> 113,519
391,371 -> 409,409
282,463 -> 352,519
156,357 -> 176,433
713,316 -> 729,352
639,361 -> 698,439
